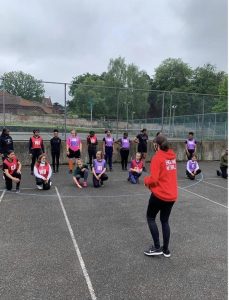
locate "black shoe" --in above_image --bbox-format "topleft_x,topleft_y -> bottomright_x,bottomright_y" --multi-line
216,170 -> 221,177
53,170 -> 56,174
144,246 -> 162,256
162,248 -> 171,258
127,177 -> 130,182
109,168 -> 112,172
100,180 -> 104,186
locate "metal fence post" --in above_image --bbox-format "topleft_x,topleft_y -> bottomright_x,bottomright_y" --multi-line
64,83 -> 67,141
200,96 -> 205,159
2,78 -> 5,127
116,88 -> 120,139
168,93 -> 172,137
161,93 -> 165,131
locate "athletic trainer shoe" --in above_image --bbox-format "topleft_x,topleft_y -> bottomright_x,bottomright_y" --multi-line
216,170 -> 221,177
36,185 -> 43,190
162,248 -> 171,258
144,246 -> 163,256
16,189 -> 20,193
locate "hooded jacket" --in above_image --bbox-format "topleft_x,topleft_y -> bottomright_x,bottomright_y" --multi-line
144,149 -> 178,201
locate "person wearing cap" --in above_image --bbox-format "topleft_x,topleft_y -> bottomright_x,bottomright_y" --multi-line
134,128 -> 148,171
144,135 -> 178,258
0,128 -> 14,161
217,148 -> 228,179
29,129 -> 44,175
3,150 -> 21,193
87,130 -> 98,169
50,129 -> 61,173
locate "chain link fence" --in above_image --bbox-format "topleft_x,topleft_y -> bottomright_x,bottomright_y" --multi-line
0,79 -> 227,141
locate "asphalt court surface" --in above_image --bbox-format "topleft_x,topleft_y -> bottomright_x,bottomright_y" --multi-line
0,161 -> 227,300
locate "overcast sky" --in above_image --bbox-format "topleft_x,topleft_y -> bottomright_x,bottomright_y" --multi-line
0,0 -> 227,104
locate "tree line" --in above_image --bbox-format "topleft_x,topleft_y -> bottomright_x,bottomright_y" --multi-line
0,57 -> 227,119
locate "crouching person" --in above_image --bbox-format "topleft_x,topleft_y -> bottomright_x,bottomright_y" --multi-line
186,155 -> 201,180
73,159 -> 89,188
34,154 -> 52,190
128,152 -> 143,184
92,151 -> 108,187
3,150 -> 21,193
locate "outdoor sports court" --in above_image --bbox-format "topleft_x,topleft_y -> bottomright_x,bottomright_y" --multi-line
0,161 -> 227,300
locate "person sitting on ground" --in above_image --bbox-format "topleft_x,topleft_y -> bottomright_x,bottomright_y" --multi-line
92,151 -> 108,188
34,154 -> 52,190
217,149 -> 228,179
186,154 -> 201,180
73,159 -> 89,188
3,150 -> 21,193
128,152 -> 143,184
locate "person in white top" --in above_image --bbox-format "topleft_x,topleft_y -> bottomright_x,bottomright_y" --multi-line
186,155 -> 201,180
34,153 -> 52,190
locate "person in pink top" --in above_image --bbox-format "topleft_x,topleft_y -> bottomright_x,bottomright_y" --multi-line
66,129 -> 82,174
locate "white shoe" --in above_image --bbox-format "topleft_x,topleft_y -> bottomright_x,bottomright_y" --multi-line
50,181 -> 52,186
37,185 -> 43,190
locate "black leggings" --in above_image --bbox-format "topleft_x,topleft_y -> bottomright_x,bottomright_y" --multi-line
220,166 -> 228,178
36,177 -> 51,190
120,149 -> 129,170
31,149 -> 42,171
186,169 -> 201,180
105,147 -> 113,170
88,149 -> 97,168
51,151 -> 60,172
146,193 -> 175,250
5,170 -> 21,190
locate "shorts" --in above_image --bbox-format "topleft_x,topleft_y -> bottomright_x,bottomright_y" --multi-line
67,149 -> 81,159
138,145 -> 147,153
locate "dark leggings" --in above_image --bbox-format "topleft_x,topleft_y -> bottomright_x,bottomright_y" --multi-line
120,149 -> 129,170
31,149 -> 42,171
146,193 -> 175,250
88,149 -> 97,168
93,173 -> 108,187
105,147 -> 113,170
5,170 -> 21,190
36,177 -> 51,190
220,166 -> 228,178
186,149 -> 195,160
51,151 -> 60,172
186,169 -> 201,180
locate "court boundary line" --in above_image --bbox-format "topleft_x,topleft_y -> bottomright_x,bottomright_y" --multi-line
55,187 -> 97,300
202,180 -> 227,190
179,186 -> 228,208
0,189 -> 6,203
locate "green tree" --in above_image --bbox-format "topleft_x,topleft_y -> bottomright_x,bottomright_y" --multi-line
1,71 -> 45,102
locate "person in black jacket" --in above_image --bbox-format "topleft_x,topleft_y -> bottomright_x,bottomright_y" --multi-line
87,131 -> 98,169
50,129 -> 61,173
0,128 -> 14,161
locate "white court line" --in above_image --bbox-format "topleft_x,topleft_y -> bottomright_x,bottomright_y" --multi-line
0,189 -> 6,203
181,173 -> 203,189
179,186 -> 228,208
55,187 -> 97,300
202,180 -> 228,190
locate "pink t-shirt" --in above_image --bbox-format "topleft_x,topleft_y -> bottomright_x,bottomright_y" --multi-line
67,136 -> 81,151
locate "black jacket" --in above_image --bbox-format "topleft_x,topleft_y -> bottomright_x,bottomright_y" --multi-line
0,134 -> 14,155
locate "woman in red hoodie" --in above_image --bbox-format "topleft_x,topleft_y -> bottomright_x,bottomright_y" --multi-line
144,135 -> 178,258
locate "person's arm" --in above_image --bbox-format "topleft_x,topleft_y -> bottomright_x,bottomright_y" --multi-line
73,176 -> 82,188
194,162 -> 200,173
92,167 -> 99,179
80,140 -> 82,153
4,169 -> 20,182
144,155 -> 160,187
98,161 -> 107,177
184,141 -> 188,153
46,164 -> 52,180
29,138 -> 32,154
103,138 -> 106,154
17,161 -> 22,173
41,138 -> 45,153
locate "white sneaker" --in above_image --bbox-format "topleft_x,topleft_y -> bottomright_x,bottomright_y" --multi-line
37,185 -> 43,190
50,181 -> 52,186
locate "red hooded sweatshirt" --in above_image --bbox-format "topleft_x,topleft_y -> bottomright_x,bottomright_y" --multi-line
144,149 -> 178,201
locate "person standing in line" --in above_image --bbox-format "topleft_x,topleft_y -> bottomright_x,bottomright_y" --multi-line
34,153 -> 52,190
87,131 -> 98,169
0,128 -> 14,161
29,129 -> 44,175
128,152 -> 143,184
50,129 -> 61,173
116,132 -> 131,170
3,150 -> 21,193
186,155 -> 201,180
153,131 -> 162,152
73,159 -> 89,188
134,128 -> 148,171
103,130 -> 114,171
144,135 -> 178,258
92,151 -> 108,188
66,129 -> 82,174
185,132 -> 197,160
217,148 -> 228,179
